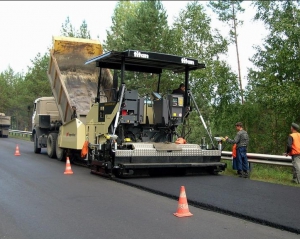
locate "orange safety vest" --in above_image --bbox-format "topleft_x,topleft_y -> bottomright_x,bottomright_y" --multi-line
81,140 -> 89,158
232,144 -> 237,158
290,133 -> 300,155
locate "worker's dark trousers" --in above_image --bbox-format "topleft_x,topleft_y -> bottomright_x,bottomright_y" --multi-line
292,155 -> 300,183
237,147 -> 249,172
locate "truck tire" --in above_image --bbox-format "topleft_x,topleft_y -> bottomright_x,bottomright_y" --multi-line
47,133 -> 57,159
56,137 -> 65,161
34,133 -> 41,154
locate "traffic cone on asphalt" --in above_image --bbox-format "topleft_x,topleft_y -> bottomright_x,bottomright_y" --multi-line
64,157 -> 73,175
14,145 -> 21,156
173,186 -> 193,217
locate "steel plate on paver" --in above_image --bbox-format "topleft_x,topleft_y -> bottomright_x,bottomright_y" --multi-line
153,143 -> 182,151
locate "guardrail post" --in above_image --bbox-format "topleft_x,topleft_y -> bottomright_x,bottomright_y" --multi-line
249,162 -> 252,172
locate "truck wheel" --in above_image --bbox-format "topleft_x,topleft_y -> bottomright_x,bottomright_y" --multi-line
34,133 -> 41,154
47,133 -> 57,159
56,138 -> 65,161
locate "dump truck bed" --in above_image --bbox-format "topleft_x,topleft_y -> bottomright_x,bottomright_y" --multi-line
0,113 -> 11,138
0,113 -> 11,127
47,36 -> 112,124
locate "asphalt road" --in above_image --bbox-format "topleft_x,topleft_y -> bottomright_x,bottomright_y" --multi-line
0,137 -> 299,239
117,173 -> 300,234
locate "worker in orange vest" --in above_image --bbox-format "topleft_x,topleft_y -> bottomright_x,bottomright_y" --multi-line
232,144 -> 238,173
285,122 -> 300,184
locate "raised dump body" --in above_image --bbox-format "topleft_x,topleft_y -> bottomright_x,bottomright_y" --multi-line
47,36 -> 113,124
0,113 -> 11,138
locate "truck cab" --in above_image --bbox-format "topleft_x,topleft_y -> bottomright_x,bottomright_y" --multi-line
31,97 -> 61,154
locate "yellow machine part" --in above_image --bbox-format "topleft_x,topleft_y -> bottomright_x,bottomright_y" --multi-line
52,36 -> 102,58
48,36 -> 113,124
51,36 -> 103,74
57,118 -> 86,149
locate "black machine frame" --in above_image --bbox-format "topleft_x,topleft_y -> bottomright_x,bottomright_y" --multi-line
85,50 -> 226,177
86,50 -> 205,107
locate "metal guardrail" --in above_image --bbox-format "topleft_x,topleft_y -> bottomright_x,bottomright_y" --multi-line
9,129 -> 32,138
8,130 -> 293,167
221,151 -> 292,167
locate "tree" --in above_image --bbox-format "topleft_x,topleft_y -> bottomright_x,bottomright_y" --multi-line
9,52 -> 51,131
246,1 -> 300,154
24,52 -> 52,100
77,20 -> 91,39
208,0 -> 245,104
0,67 -> 30,130
104,0 -> 173,95
122,0 -> 170,52
0,67 -> 20,113
104,1 -> 138,52
171,1 -> 240,144
61,16 -> 76,37
61,17 -> 91,39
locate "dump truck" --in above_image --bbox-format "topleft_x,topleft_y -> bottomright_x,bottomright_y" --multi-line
31,96 -> 61,154
31,36 -> 113,161
0,113 -> 11,138
32,36 -> 226,177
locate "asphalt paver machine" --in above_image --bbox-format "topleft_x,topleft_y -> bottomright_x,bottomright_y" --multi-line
84,50 -> 226,177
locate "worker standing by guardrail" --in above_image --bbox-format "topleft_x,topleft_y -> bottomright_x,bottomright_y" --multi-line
225,122 -> 250,178
232,144 -> 238,174
285,122 -> 300,184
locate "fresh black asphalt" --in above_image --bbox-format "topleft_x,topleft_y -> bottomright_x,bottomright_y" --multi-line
115,174 -> 300,234
4,138 -> 299,234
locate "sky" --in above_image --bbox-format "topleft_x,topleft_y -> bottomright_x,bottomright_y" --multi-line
0,1 -> 267,87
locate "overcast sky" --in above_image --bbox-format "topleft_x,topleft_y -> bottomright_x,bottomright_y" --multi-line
0,1 -> 266,86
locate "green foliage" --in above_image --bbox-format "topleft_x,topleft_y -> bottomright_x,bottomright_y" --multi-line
104,0 -> 175,95
77,20 -> 91,39
208,0 -> 245,104
0,68 -> 23,113
0,67 -> 30,130
246,1 -> 300,154
61,16 -> 76,37
208,0 -> 245,43
104,1 -> 139,52
171,1 -> 240,143
1,52 -> 51,131
123,0 -> 169,52
2,0 -> 300,159
61,16 -> 91,39
24,52 -> 52,99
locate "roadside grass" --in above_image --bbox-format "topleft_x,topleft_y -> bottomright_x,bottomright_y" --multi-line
221,159 -> 300,187
7,134 -> 300,187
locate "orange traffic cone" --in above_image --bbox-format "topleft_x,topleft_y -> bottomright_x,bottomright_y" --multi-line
64,157 -> 73,175
173,186 -> 193,217
14,145 -> 21,156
